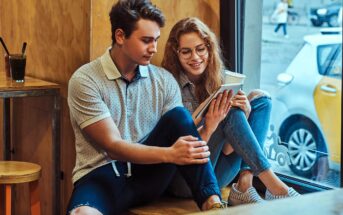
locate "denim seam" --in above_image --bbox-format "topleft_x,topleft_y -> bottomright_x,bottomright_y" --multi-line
232,136 -> 260,174
196,184 -> 222,208
224,120 -> 268,175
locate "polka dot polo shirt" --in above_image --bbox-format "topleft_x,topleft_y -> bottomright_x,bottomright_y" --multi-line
68,49 -> 182,183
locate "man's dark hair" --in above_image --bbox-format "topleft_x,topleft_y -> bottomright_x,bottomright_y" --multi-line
109,0 -> 165,45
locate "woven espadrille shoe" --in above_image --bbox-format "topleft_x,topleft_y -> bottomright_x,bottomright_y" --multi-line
265,187 -> 300,200
227,183 -> 265,206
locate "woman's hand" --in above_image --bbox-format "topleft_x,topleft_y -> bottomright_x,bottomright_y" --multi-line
231,90 -> 251,118
203,90 -> 233,135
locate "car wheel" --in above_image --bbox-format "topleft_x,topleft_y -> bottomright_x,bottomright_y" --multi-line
328,14 -> 339,27
282,120 -> 326,177
311,18 -> 323,27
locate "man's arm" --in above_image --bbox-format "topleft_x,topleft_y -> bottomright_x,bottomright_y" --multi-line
83,117 -> 210,165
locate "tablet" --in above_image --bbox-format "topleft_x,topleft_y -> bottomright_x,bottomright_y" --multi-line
193,83 -> 242,119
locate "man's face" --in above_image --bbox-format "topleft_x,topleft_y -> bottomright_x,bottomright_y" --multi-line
121,19 -> 160,66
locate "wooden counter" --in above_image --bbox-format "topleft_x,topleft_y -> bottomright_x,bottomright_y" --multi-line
0,73 -> 60,215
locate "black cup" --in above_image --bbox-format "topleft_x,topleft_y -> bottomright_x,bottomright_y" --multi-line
9,54 -> 26,82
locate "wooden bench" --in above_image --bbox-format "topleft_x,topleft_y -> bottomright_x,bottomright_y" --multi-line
127,187 -> 231,215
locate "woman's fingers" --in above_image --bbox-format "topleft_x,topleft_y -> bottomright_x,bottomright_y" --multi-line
214,90 -> 232,112
208,98 -> 216,115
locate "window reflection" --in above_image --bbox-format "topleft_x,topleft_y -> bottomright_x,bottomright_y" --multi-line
261,0 -> 342,187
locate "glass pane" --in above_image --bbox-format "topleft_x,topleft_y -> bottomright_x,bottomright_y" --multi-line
261,0 -> 342,188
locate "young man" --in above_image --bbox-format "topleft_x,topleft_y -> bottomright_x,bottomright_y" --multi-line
66,1 -> 223,214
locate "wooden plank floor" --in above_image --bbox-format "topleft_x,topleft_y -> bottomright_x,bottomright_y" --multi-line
127,187 -> 231,215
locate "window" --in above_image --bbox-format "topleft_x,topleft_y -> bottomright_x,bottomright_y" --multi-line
260,0 -> 342,189
221,0 -> 342,191
318,44 -> 341,75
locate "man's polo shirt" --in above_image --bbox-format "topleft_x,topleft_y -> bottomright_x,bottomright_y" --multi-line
68,49 -> 182,183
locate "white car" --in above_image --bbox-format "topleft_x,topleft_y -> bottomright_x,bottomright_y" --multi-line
270,30 -> 342,179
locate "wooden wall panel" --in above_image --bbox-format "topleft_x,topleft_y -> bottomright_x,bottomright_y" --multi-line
154,0 -> 220,65
90,0 -> 117,60
1,0 -> 220,214
0,0 -> 90,214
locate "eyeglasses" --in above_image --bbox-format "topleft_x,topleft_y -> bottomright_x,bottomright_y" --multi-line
177,43 -> 209,60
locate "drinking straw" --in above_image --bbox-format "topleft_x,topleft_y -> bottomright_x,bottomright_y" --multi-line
21,42 -> 27,57
0,37 -> 10,55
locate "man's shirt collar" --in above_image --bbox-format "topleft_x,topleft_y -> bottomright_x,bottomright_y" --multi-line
100,48 -> 149,81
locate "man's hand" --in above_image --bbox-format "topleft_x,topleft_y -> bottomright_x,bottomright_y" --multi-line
168,135 -> 210,165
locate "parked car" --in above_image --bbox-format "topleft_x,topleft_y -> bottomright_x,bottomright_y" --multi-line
270,30 -> 342,178
310,2 -> 342,27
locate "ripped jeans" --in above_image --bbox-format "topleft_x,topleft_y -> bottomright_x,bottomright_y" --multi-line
66,107 -> 221,215
168,95 -> 272,197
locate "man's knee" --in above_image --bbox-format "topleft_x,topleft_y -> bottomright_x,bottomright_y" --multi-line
163,106 -> 193,125
69,206 -> 102,215
247,89 -> 271,102
166,106 -> 190,117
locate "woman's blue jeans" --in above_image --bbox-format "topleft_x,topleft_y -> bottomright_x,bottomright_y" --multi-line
274,23 -> 287,35
66,107 -> 221,215
168,96 -> 272,197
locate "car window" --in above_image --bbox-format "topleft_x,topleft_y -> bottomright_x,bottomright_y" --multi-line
326,45 -> 342,78
317,44 -> 340,75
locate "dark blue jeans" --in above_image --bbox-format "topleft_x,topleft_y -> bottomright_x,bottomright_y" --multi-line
67,107 -> 221,215
274,23 -> 287,35
168,96 -> 272,197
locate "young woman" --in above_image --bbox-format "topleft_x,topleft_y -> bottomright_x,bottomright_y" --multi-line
273,0 -> 289,37
161,17 -> 299,205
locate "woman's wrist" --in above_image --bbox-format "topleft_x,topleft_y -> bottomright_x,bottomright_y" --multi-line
202,124 -> 216,139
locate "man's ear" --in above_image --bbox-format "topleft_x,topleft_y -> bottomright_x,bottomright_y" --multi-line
115,29 -> 125,45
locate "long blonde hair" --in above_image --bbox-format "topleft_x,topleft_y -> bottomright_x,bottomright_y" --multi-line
161,17 -> 224,103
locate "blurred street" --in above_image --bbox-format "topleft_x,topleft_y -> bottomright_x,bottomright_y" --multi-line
260,23 -> 320,94
260,16 -> 341,187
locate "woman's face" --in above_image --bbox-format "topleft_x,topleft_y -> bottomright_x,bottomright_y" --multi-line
177,32 -> 209,83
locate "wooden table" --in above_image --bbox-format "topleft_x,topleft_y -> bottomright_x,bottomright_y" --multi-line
191,188 -> 343,215
0,74 -> 60,215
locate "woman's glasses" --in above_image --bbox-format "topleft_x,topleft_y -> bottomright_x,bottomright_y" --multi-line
177,43 -> 209,60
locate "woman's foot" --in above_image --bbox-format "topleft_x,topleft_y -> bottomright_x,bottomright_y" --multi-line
265,187 -> 300,200
228,183 -> 264,206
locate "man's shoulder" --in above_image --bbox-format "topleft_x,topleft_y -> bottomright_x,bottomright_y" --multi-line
70,59 -> 102,81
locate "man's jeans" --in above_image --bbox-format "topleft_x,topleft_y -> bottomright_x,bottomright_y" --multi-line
168,96 -> 272,197
67,107 -> 221,215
